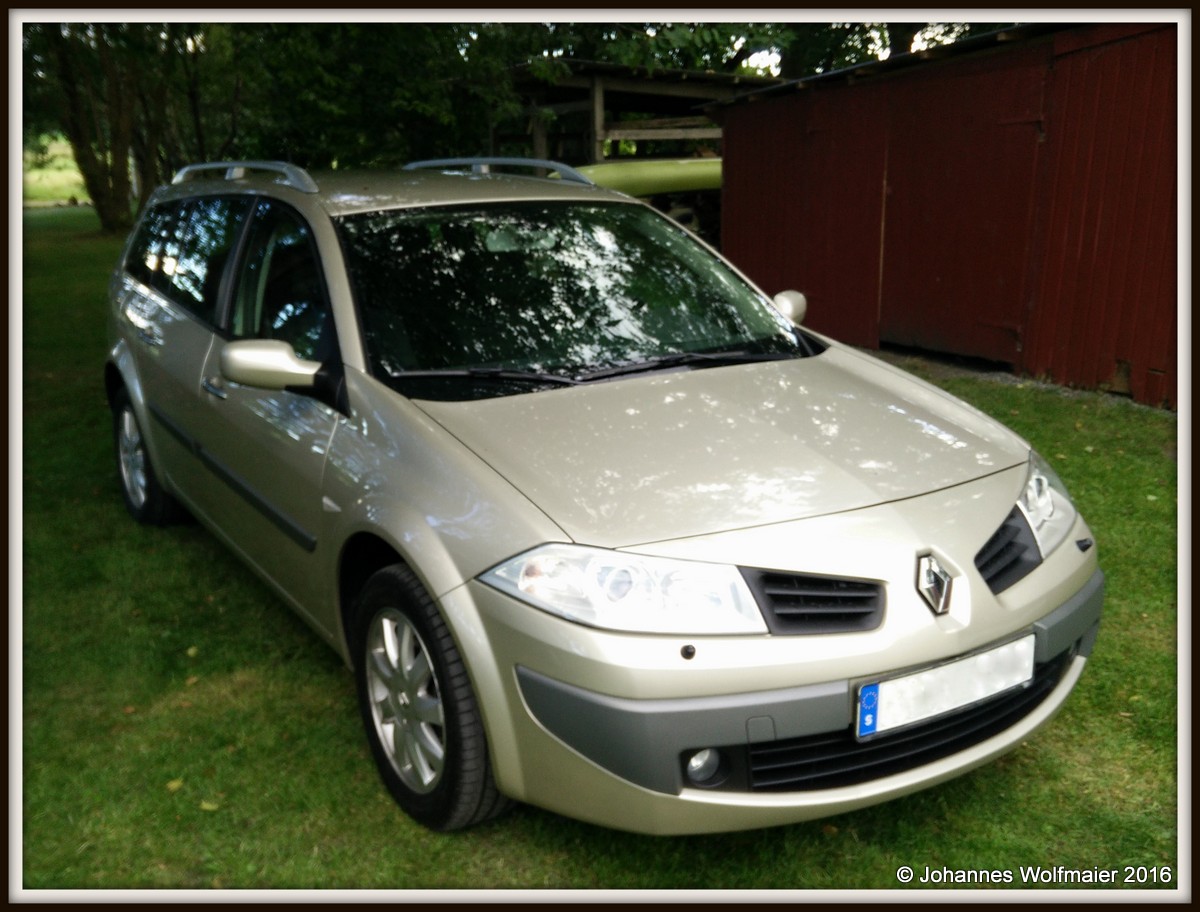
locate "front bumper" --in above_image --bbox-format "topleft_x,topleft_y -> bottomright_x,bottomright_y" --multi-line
449,561 -> 1101,835
517,568 -> 1101,797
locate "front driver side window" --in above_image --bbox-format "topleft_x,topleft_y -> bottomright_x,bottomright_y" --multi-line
231,201 -> 336,363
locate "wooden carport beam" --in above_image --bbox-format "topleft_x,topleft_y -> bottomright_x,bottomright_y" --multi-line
603,115 -> 722,143
554,72 -> 753,101
590,77 -> 605,163
519,64 -> 774,163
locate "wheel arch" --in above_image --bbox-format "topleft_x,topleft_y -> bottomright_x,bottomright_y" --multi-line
103,360 -> 124,409
337,531 -> 406,664
336,529 -> 477,669
104,352 -> 168,479
332,497 -> 520,670
104,339 -> 143,409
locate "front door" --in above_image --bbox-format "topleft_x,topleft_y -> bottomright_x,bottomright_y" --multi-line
192,199 -> 342,619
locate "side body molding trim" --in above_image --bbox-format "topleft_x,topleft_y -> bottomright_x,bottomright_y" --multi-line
148,403 -> 318,553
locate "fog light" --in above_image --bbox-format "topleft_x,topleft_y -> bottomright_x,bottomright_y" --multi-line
685,748 -> 722,785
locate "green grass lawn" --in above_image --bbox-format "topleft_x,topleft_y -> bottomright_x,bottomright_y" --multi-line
18,207 -> 1182,894
22,137 -> 89,205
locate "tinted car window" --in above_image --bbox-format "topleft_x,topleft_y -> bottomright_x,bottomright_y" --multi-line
125,197 -> 250,324
125,203 -> 178,289
230,200 -> 335,363
337,202 -> 808,384
169,198 -> 250,323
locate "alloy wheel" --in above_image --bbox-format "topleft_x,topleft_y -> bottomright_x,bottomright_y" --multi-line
364,607 -> 447,794
117,406 -> 148,510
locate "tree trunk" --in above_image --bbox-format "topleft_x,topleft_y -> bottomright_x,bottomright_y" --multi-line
45,26 -> 136,233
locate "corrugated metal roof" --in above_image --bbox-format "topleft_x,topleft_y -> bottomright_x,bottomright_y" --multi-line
710,24 -> 1115,109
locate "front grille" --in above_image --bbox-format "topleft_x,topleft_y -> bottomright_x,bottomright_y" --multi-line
745,650 -> 1070,792
975,507 -> 1042,593
741,569 -> 885,634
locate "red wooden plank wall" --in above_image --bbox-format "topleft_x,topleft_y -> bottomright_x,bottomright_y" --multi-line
877,45 -> 1048,365
722,88 -> 889,348
1024,25 -> 1177,407
720,23 -> 1178,407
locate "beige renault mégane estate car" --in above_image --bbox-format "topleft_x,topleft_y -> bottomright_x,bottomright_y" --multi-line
105,158 -> 1103,835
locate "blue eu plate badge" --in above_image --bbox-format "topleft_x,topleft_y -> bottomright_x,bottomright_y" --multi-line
857,683 -> 880,737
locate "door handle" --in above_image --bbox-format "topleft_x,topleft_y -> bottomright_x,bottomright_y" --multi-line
201,376 -> 228,400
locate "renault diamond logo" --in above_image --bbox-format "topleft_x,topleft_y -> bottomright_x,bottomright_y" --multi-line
917,554 -> 953,615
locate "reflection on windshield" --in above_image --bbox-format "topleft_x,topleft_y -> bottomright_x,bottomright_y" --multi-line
337,202 -> 819,398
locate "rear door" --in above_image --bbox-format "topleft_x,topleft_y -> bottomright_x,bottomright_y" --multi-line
118,196 -> 252,504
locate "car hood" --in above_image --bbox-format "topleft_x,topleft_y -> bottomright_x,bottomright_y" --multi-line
412,346 -> 1030,549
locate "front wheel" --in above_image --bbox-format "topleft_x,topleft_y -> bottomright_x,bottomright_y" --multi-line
352,564 -> 510,831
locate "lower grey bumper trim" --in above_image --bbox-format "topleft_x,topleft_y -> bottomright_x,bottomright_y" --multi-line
519,668 -> 850,796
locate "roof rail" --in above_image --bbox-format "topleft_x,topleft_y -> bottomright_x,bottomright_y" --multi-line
171,161 -> 319,194
402,157 -> 594,186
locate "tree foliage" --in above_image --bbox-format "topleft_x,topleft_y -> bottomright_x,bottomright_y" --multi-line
22,20 -> 1014,232
228,24 -> 523,168
25,22 -> 249,229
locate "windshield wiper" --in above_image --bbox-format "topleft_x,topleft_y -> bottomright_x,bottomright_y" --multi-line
389,367 -> 582,387
575,350 -> 795,382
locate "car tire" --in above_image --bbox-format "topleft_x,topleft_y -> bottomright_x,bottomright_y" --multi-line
353,563 -> 511,831
111,386 -> 183,525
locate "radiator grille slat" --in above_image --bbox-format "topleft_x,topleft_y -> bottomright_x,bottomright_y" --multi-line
741,570 -> 884,634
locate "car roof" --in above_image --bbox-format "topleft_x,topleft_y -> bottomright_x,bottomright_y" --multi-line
157,159 -> 634,219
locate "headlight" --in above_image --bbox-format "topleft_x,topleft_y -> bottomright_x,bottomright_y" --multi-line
481,544 -> 767,635
1017,451 -> 1077,558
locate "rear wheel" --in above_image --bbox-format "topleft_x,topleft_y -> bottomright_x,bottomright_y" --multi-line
353,564 -> 510,831
111,386 -> 182,525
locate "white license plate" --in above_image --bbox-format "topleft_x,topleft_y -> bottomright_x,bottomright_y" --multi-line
856,634 -> 1036,739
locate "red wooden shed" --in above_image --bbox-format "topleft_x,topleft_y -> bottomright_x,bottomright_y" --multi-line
715,23 -> 1178,408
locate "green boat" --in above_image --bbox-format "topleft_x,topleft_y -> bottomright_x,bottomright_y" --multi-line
575,158 -> 722,197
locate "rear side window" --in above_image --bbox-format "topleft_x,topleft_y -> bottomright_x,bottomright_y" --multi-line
125,196 -> 251,325
125,205 -> 177,289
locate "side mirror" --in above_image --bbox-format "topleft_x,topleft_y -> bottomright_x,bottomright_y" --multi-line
772,290 -> 808,325
220,339 -> 322,390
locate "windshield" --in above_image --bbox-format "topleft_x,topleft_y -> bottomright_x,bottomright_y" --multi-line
337,201 -> 819,399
